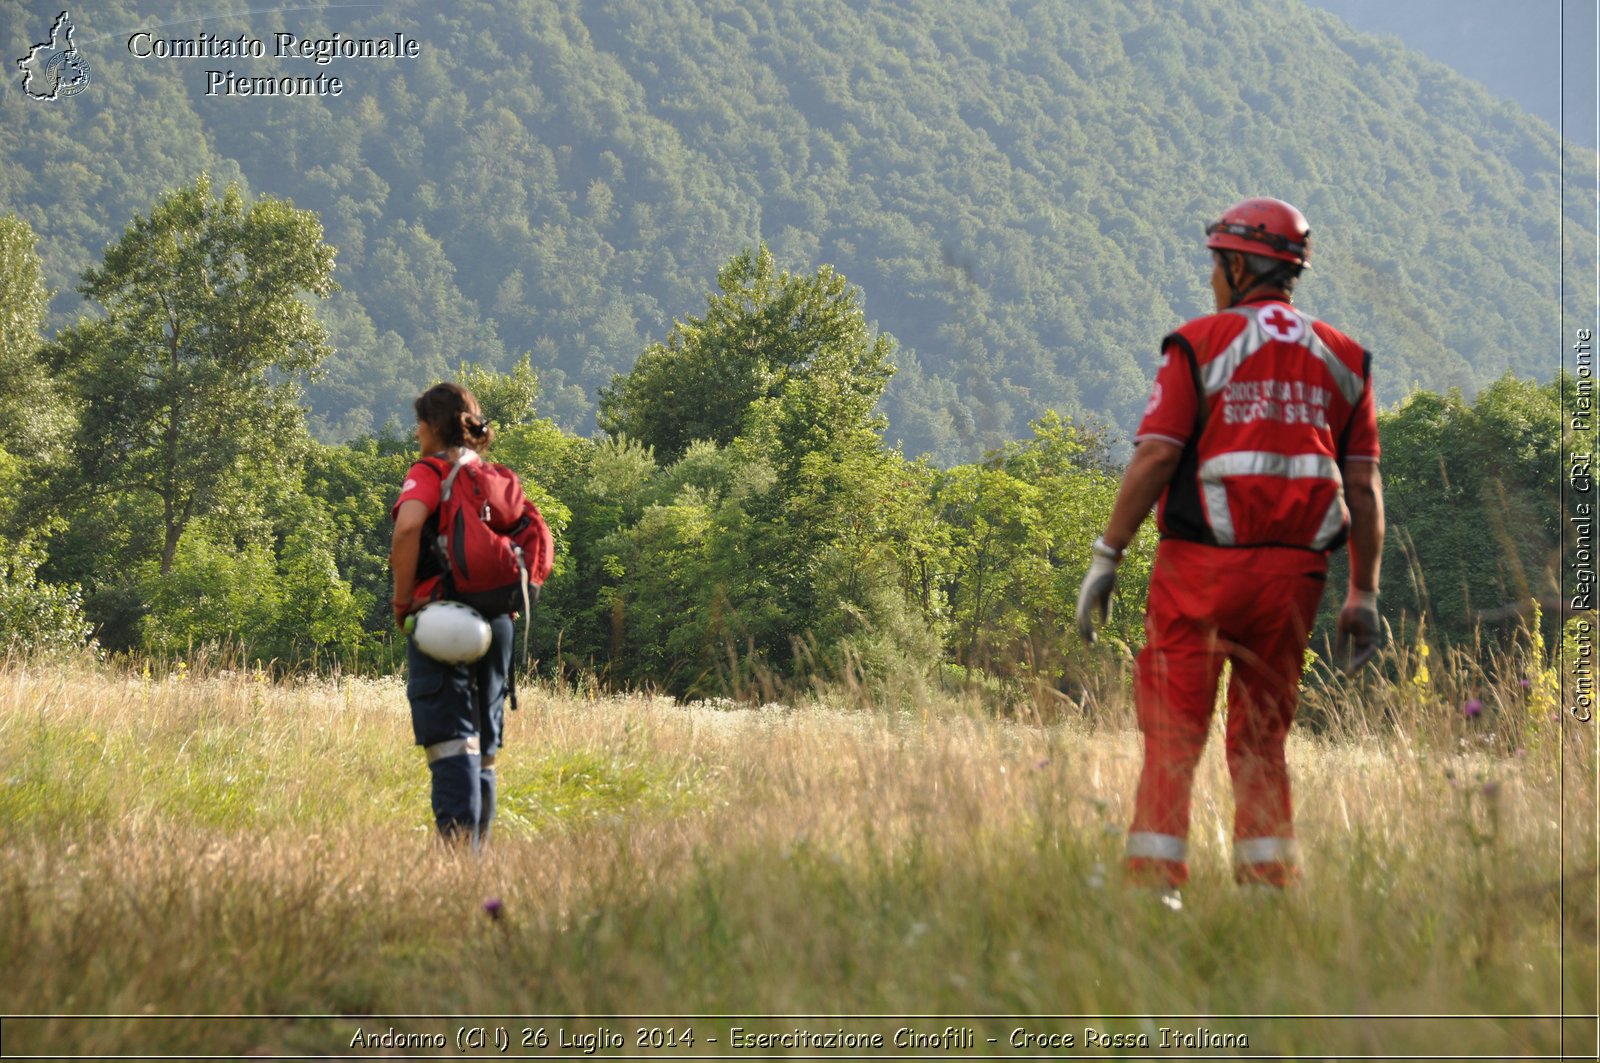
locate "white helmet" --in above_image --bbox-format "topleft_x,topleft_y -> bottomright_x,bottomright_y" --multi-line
411,601 -> 492,664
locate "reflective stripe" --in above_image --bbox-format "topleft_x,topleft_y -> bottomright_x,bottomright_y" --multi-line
1306,329 -> 1365,406
1234,836 -> 1297,865
1201,306 -> 1364,407
1311,494 -> 1349,550
1200,451 -> 1340,481
1197,452 -> 1343,547
425,735 -> 480,763
1202,478 -> 1236,545
1126,832 -> 1188,862
1200,309 -> 1271,396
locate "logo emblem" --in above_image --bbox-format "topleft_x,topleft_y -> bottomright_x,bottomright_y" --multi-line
18,11 -> 90,100
1259,306 -> 1304,344
1144,381 -> 1163,416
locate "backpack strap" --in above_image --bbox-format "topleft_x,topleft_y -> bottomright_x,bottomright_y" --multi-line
438,456 -> 466,503
417,451 -> 477,504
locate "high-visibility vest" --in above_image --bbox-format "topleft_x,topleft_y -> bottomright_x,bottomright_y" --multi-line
1156,300 -> 1371,552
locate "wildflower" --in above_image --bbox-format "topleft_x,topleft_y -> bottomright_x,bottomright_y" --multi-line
1519,678 -> 1532,690
1035,758 -> 1051,771
1481,781 -> 1500,799
1412,642 -> 1432,689
483,897 -> 504,921
1462,698 -> 1483,720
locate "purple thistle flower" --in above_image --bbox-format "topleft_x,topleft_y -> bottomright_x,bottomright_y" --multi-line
483,897 -> 504,921
1462,698 -> 1484,719
1519,678 -> 1532,690
1481,781 -> 1500,799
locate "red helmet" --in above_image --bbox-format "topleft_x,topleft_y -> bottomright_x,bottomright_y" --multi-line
1205,197 -> 1311,267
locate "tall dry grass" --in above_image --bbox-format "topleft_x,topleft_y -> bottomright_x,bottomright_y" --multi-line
0,632 -> 1593,1058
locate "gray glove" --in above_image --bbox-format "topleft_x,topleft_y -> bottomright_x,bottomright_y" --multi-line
1334,589 -> 1381,674
1076,537 -> 1122,643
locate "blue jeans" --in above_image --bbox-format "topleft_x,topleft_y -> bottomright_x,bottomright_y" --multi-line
406,613 -> 514,845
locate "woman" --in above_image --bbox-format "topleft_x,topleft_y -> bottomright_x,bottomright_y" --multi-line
390,382 -> 515,846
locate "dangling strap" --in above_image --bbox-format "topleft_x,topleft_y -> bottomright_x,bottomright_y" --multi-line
506,645 -> 519,714
468,665 -> 485,850
504,547 -> 534,712
518,548 -> 532,663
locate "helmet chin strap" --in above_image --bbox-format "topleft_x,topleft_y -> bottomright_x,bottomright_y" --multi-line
1222,253 -> 1292,308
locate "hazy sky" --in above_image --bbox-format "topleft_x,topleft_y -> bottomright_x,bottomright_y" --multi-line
1306,0 -> 1597,150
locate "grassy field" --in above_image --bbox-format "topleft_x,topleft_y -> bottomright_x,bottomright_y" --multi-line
0,642 -> 1594,1059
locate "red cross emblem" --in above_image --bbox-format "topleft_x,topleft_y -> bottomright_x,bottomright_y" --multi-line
1260,306 -> 1304,342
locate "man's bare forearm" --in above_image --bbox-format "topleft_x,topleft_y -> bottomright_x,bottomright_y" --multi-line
1343,463 -> 1384,593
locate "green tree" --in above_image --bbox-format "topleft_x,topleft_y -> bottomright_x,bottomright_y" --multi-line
579,247 -> 930,690
933,412 -> 1140,687
138,520 -> 280,655
596,487 -> 719,687
271,521 -> 366,662
457,352 -> 542,430
0,213 -> 65,467
0,449 -> 91,653
686,250 -> 904,680
51,175 -> 337,576
551,434 -> 663,677
998,412 -> 1144,672
598,245 -> 893,464
1353,374 -> 1564,644
298,434 -> 418,662
0,214 -> 91,651
936,460 -> 1046,675
0,542 -> 93,654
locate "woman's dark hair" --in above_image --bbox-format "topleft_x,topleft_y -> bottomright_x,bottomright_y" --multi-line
414,382 -> 494,452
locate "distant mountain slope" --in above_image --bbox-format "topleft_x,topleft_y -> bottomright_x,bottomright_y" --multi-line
1306,0 -> 1595,150
2,0 -> 1592,460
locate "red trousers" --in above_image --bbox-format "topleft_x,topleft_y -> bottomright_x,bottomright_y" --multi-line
1124,539 -> 1327,888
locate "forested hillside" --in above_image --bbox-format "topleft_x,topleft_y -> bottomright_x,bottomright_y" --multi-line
3,0 -> 1592,460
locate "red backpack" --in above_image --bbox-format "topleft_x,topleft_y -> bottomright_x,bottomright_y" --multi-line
415,454 -> 553,619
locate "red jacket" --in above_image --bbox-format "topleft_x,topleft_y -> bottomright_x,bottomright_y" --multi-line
1135,296 -> 1379,552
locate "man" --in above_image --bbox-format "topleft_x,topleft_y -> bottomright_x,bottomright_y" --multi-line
1076,197 -> 1385,897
